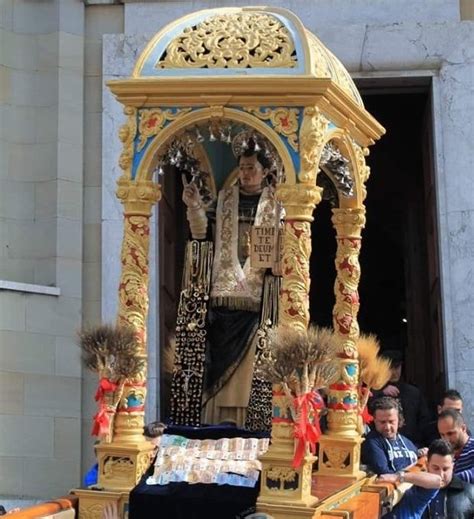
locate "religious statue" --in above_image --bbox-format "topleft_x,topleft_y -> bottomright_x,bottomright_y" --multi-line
169,135 -> 281,431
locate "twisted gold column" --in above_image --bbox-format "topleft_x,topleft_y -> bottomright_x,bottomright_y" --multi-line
114,179 -> 161,443
95,179 -> 161,491
317,207 -> 366,478
257,109 -> 328,516
258,183 -> 322,516
276,184 -> 322,331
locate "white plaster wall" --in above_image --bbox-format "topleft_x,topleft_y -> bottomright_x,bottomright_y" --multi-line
102,1 -> 474,430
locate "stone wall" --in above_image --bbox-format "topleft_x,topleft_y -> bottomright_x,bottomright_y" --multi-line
0,0 -> 85,498
81,2 -> 125,473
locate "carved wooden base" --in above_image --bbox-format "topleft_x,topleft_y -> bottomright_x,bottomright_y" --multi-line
96,441 -> 156,491
317,434 -> 365,479
257,501 -> 317,518
257,422 -> 318,511
73,489 -> 129,519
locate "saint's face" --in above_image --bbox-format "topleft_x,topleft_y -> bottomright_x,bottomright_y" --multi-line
238,154 -> 264,193
427,453 -> 454,488
374,408 -> 399,440
438,417 -> 467,451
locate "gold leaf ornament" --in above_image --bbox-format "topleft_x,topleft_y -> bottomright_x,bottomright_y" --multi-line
243,107 -> 300,152
137,108 -> 192,151
157,13 -> 297,69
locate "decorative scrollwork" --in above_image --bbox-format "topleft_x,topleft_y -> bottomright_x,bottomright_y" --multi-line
327,409 -> 358,430
118,106 -> 137,180
242,107 -> 299,151
157,13 -> 297,69
103,455 -> 135,483
279,220 -> 312,331
276,183 -> 322,221
299,107 -> 329,183
276,184 -> 322,330
322,447 -> 350,470
137,108 -> 192,151
118,214 -> 152,357
79,503 -> 105,519
352,141 -> 371,201
266,466 -> 298,492
137,452 -> 152,482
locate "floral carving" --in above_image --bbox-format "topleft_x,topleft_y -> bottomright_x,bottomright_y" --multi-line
118,106 -> 137,180
157,13 -> 297,69
243,107 -> 299,151
137,108 -> 192,151
299,107 -> 329,183
352,141 -> 371,201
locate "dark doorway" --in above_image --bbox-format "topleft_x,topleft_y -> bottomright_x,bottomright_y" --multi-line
158,166 -> 187,419
309,90 -> 445,409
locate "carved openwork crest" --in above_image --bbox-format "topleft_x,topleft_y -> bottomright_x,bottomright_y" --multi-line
157,13 -> 297,69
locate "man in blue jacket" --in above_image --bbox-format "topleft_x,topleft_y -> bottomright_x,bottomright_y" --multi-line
362,396 -> 419,474
379,440 -> 474,519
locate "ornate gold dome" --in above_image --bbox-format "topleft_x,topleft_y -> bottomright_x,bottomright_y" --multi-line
133,7 -> 363,106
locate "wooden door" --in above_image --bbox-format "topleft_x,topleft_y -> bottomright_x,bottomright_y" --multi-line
403,91 -> 445,405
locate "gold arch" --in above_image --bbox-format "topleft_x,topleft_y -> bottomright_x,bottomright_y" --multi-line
136,107 -> 297,185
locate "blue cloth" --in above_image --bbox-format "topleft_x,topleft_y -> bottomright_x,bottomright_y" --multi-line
84,463 -> 98,487
362,430 -> 418,474
384,487 -> 439,519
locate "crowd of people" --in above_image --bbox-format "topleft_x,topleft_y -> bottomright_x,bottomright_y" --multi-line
361,353 -> 474,518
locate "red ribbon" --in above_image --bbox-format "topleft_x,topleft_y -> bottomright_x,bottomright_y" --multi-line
359,388 -> 373,424
91,404 -> 110,436
91,378 -> 118,437
360,406 -> 374,424
292,392 -> 324,469
94,377 -> 118,402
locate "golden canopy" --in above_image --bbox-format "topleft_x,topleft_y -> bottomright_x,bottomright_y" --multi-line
132,7 -> 363,107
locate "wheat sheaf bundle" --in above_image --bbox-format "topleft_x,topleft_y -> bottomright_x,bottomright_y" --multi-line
356,333 -> 392,422
261,325 -> 339,418
357,333 -> 392,391
78,324 -> 144,381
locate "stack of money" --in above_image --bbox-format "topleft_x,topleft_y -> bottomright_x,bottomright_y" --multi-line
146,434 -> 270,487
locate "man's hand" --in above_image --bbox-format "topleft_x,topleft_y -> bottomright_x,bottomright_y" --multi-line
182,179 -> 202,209
102,502 -> 119,519
417,447 -> 428,458
377,473 -> 400,485
383,384 -> 400,397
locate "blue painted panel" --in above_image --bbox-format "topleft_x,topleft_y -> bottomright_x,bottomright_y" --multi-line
131,107 -> 198,179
